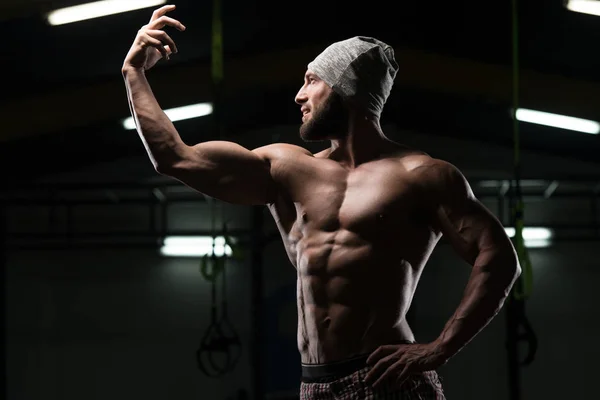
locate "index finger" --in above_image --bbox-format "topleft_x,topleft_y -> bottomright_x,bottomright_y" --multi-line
366,345 -> 396,365
150,4 -> 176,22
149,15 -> 186,31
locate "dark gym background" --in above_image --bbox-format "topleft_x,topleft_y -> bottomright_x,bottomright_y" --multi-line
2,0 -> 600,399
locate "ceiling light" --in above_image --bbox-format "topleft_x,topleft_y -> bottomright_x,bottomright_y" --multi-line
504,227 -> 553,241
515,108 -> 599,135
160,236 -> 233,257
47,0 -> 167,26
122,102 -> 213,130
504,227 -> 553,248
566,0 -> 600,17
521,239 -> 552,249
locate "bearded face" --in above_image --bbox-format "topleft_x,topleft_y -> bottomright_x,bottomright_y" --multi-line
299,90 -> 349,142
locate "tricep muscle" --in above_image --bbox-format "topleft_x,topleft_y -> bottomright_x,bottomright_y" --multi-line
159,141 -> 278,205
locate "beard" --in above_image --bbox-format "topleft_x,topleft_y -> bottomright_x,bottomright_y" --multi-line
299,91 -> 349,142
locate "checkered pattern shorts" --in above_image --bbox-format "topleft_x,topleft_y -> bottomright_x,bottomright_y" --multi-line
299,366 -> 446,400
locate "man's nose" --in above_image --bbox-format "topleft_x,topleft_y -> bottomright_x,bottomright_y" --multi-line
295,87 -> 307,105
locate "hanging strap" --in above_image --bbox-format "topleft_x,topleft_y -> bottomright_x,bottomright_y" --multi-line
211,0 -> 224,86
211,0 -> 224,142
510,0 -> 533,301
508,0 -> 538,371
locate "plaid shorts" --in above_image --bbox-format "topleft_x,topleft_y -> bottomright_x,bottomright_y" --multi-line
299,354 -> 446,400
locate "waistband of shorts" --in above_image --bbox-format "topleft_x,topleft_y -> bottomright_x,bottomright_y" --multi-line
301,354 -> 370,383
301,340 -> 416,383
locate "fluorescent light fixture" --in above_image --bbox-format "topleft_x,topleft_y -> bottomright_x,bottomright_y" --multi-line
515,108 -> 600,134
504,227 -> 553,240
520,239 -> 552,249
504,227 -> 553,248
566,0 -> 600,17
47,0 -> 167,26
122,102 -> 213,130
160,236 -> 233,257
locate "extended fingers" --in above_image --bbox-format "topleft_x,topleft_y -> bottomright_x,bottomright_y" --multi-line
146,29 -> 178,54
364,354 -> 397,385
149,15 -> 186,31
366,345 -> 396,365
150,4 -> 176,22
139,34 -> 168,59
371,359 -> 405,389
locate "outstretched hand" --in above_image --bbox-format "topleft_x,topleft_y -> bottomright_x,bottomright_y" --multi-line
123,4 -> 186,71
364,341 -> 447,389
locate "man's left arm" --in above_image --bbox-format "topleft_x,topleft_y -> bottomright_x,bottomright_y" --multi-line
364,159 -> 521,389
427,159 -> 522,361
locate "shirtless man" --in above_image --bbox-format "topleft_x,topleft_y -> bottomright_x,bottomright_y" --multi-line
122,5 -> 521,399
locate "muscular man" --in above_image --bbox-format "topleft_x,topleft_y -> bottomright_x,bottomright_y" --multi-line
122,5 -> 521,399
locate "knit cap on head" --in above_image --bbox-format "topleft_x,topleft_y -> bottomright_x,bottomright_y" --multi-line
307,36 -> 398,118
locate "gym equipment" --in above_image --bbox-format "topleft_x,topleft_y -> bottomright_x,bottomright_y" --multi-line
506,2 -> 539,399
196,196 -> 243,377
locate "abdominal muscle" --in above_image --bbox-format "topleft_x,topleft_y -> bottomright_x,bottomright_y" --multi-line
295,229 -> 420,365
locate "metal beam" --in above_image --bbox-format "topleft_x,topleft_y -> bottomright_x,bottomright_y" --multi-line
3,44 -> 600,142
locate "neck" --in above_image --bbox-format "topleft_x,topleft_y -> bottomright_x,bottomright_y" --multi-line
329,114 -> 389,168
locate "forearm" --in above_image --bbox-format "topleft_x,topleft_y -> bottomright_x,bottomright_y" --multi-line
436,248 -> 521,360
122,66 -> 187,170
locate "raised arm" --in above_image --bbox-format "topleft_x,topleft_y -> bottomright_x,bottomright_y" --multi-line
159,141 -> 279,205
421,159 -> 521,361
121,5 -> 277,205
